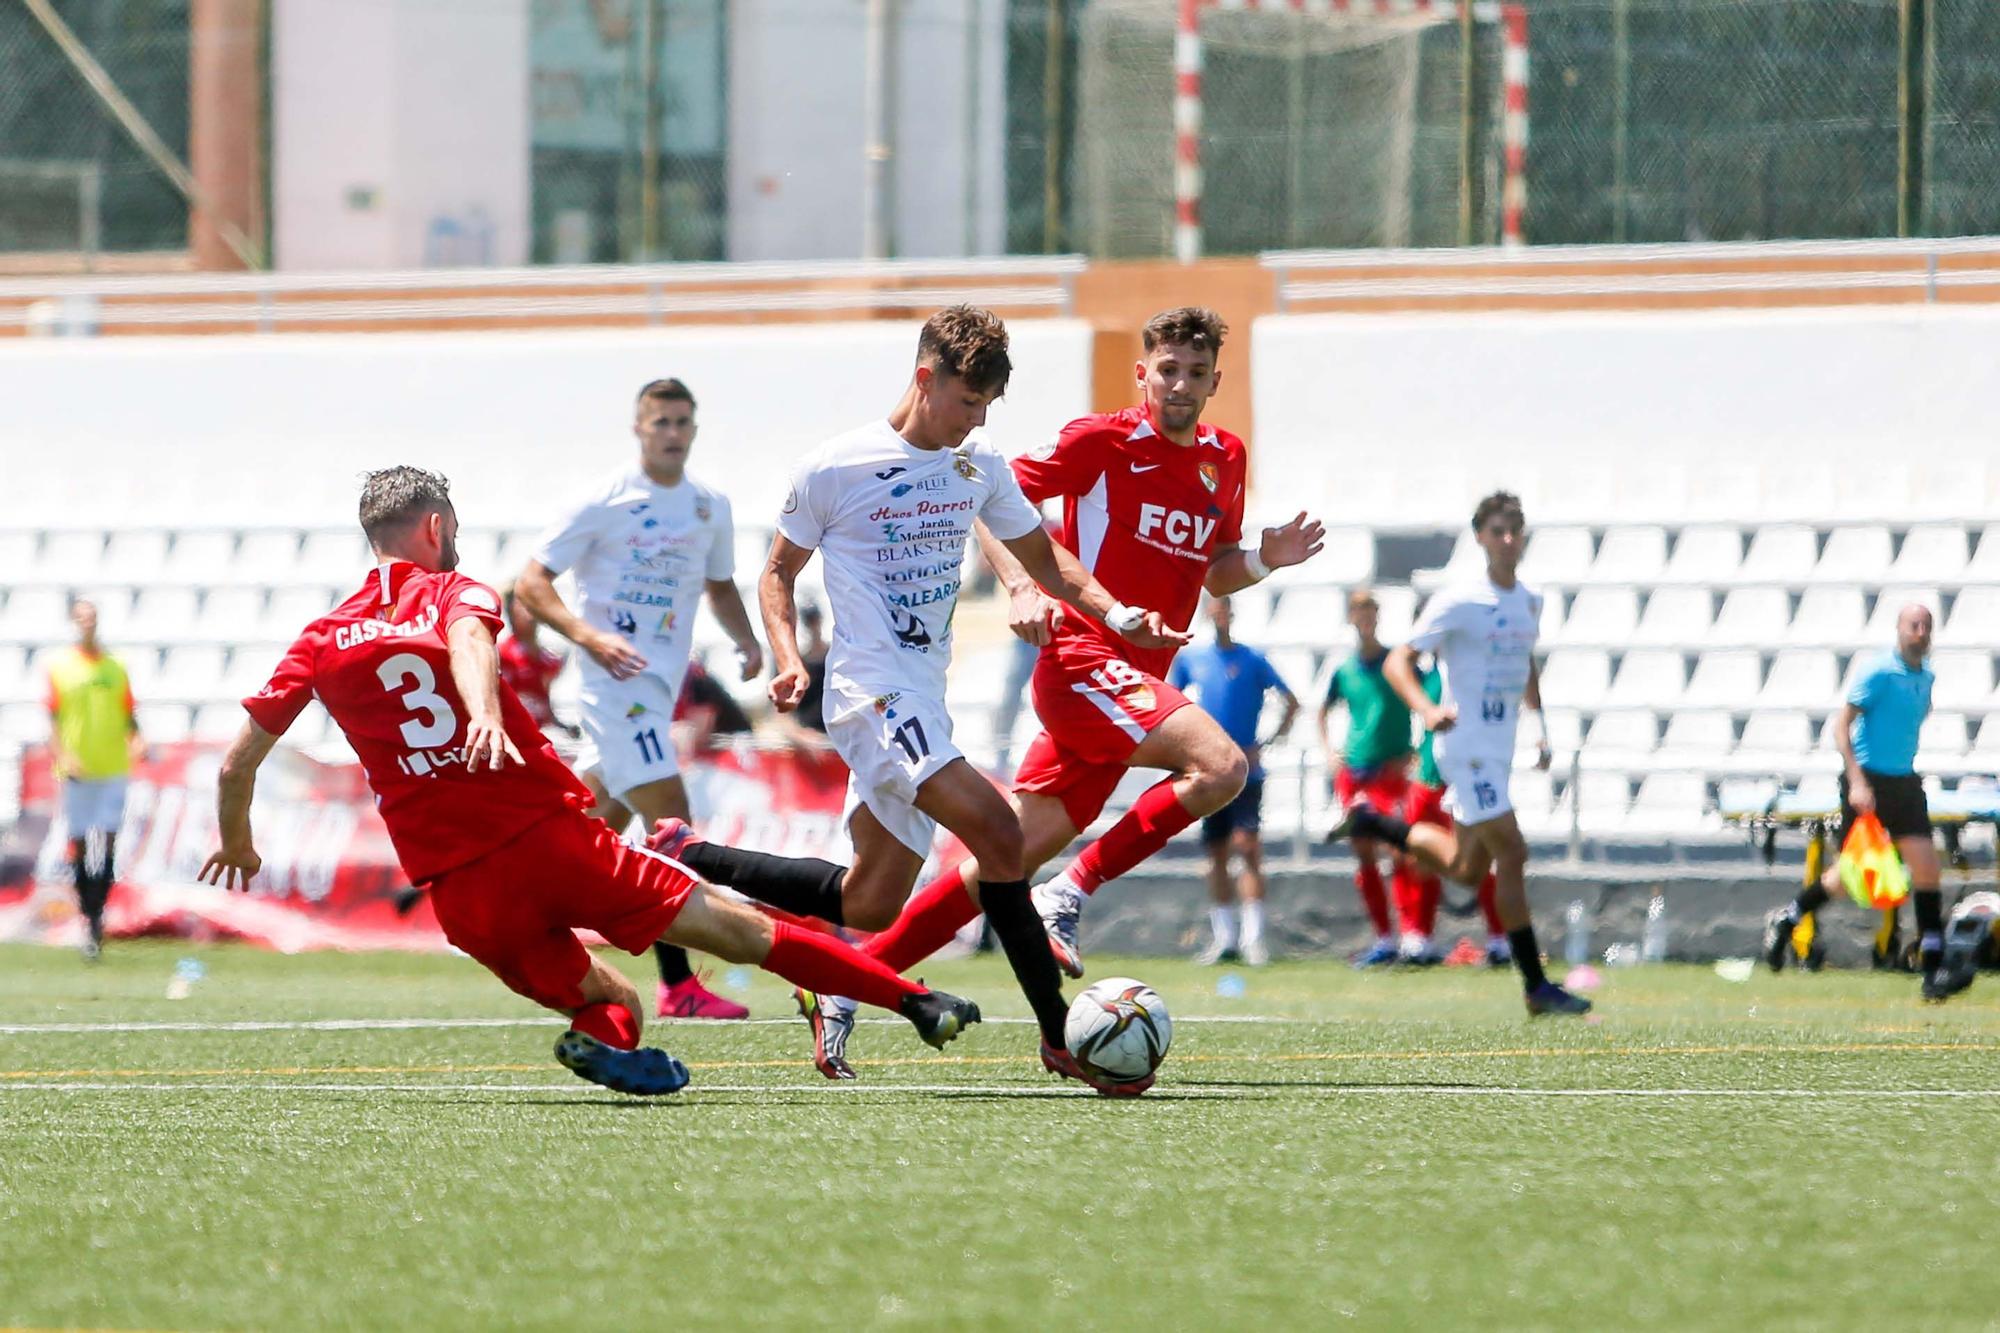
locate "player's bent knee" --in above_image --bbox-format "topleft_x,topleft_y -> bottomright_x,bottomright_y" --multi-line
666,888 -> 775,966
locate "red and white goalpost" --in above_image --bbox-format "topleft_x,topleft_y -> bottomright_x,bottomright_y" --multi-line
1175,0 -> 1531,261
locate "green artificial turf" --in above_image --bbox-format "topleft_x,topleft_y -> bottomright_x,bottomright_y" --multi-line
2,940 -> 1996,1330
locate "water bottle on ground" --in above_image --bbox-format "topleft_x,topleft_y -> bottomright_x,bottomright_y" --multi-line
166,957 -> 206,1001
1564,899 -> 1590,966
1642,893 -> 1669,963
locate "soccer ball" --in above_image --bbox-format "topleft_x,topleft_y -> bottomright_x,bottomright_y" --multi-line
1063,978 -> 1172,1085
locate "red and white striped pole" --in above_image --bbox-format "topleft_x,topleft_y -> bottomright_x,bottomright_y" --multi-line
1500,2 -> 1530,247
1175,0 -> 1203,262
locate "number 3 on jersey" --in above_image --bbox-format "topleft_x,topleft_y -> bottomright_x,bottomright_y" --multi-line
377,653 -> 458,748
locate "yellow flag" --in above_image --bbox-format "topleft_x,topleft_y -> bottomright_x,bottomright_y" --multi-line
1838,812 -> 1910,909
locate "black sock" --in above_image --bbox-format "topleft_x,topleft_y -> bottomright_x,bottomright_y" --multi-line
1914,889 -> 1944,968
1509,926 -> 1548,991
654,943 -> 694,986
1353,807 -> 1411,851
677,843 -> 847,926
978,878 -> 1070,1048
1793,883 -> 1830,917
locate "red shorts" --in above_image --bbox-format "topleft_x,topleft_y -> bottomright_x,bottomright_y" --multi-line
424,806 -> 696,1011
1013,648 -> 1193,831
1404,779 -> 1450,830
1334,762 -> 1411,816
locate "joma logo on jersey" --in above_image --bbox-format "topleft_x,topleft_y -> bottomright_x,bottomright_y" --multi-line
1136,504 -> 1218,549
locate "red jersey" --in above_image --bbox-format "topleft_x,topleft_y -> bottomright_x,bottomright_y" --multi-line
243,561 -> 590,884
1012,406 -> 1248,677
497,634 -> 565,728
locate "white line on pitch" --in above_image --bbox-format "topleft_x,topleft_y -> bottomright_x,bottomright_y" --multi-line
0,1015 -> 1295,1035
2,1081 -> 1997,1099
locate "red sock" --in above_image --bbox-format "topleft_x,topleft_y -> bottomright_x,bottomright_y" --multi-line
1418,873 -> 1442,936
1068,779 -> 1196,895
1355,860 -> 1391,936
863,865 -> 980,973
1390,860 -> 1427,937
764,920 -> 923,1012
1477,872 -> 1502,936
570,1001 -> 639,1051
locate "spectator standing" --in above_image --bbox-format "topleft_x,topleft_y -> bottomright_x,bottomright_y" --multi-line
1169,595 -> 1298,965
45,599 -> 143,961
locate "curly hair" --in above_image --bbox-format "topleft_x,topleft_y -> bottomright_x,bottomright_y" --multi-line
1471,490 -> 1526,533
358,465 -> 453,542
1141,306 -> 1228,358
916,305 -> 1012,395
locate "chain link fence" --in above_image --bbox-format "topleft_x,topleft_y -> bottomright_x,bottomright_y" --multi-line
3,0 -> 2000,267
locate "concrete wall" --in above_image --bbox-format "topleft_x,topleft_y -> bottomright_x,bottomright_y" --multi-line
0,319 -> 1094,530
272,0 -> 531,270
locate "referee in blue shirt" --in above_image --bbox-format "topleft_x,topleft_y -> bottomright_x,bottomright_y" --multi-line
1168,596 -> 1298,966
1764,603 -> 1966,999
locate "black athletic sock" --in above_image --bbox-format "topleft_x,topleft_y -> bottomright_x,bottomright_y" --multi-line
676,843 -> 847,926
1914,888 -> 1944,969
1509,926 -> 1548,991
653,943 -> 694,986
1792,883 -> 1831,917
1352,807 -> 1411,851
978,878 -> 1070,1048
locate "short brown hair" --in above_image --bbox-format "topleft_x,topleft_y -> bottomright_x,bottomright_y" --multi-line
1471,490 -> 1525,533
636,378 -> 696,411
359,465 -> 452,542
1347,587 -> 1378,614
1142,306 -> 1228,358
916,305 -> 1011,395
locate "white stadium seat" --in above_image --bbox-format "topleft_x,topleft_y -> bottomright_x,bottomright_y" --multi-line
162,530 -> 240,587
1224,585 -> 1275,640
191,702 -> 248,742
1555,588 -> 1638,646
1972,714 -> 2000,762
1941,587 -> 2000,649
1758,467 -> 1837,524
1538,707 -> 1586,757
1758,650 -> 1839,710
1,702 -> 48,747
155,646 -> 227,702
1930,651 -> 1996,712
1889,525 -> 1969,583
1605,650 -> 1686,709
135,701 -> 191,744
1315,527 -> 1375,585
1372,586 -> 1417,641
0,587 -> 71,644
1738,525 -> 1818,584
1709,588 -> 1791,647
99,530 -> 172,586
1917,712 -> 1970,766
236,530 -> 304,581
1966,525 -> 2000,581
1574,772 -> 1633,831
298,530 -> 371,585
1785,587 -> 1865,646
192,587 -> 268,646
1265,585 -> 1345,645
1511,769 -> 1558,828
1658,709 -> 1736,763
1630,588 -> 1713,646
1537,589 -> 1565,641
1735,711 -> 1814,767
266,587 -> 339,636
1662,525 -> 1743,584
0,646 -> 30,704
1864,586 -> 1943,644
0,531 -> 38,581
1538,649 -> 1611,711
1813,525 -> 1894,584
1629,774 -> 1711,831
127,587 -> 201,644
1517,526 -> 1594,586
1682,650 -> 1765,710
1582,708 -> 1658,768
39,530 -> 107,583
1591,526 -> 1668,584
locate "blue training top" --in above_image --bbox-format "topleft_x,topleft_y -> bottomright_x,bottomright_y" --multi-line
1846,647 -> 1933,776
1168,641 -> 1290,779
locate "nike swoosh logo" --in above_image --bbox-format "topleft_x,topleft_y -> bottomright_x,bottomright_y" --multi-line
1130,463 -> 1161,473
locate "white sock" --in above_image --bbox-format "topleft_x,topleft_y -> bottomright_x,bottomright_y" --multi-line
1240,901 -> 1266,947
1209,905 -> 1238,949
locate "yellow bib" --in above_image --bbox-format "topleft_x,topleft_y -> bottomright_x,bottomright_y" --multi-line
47,647 -> 134,779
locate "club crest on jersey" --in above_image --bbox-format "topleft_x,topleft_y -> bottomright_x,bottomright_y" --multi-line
657,610 -> 678,634
1198,462 -> 1220,494
951,451 -> 979,481
695,496 -> 712,522
626,702 -> 648,719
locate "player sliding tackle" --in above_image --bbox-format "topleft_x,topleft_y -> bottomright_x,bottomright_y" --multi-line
1331,491 -> 1592,1017
646,306 -> 1188,1091
199,467 -> 980,1096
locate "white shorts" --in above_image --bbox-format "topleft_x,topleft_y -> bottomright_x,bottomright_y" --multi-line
824,683 -> 961,857
576,672 -> 680,800
1436,749 -> 1513,825
62,777 -> 128,836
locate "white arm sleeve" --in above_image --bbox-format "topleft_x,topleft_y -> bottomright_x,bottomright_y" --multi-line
1405,589 -> 1463,655
775,453 -> 832,551
530,491 -> 602,577
705,491 -> 736,580
976,446 -> 1044,542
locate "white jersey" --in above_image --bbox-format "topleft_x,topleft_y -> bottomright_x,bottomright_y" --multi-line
1406,576 -> 1543,764
532,466 -> 735,690
777,419 -> 1042,713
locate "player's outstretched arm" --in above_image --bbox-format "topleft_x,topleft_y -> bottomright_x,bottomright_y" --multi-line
704,578 -> 764,680
760,533 -> 816,713
447,617 -> 525,771
1386,644 -> 1453,734
974,519 -> 1057,646
1204,511 -> 1327,596
998,525 -> 1190,651
200,718 -> 282,890
516,559 -> 648,680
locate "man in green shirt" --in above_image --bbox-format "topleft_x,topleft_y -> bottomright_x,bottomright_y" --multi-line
1319,589 -> 1428,964
44,599 -> 143,960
